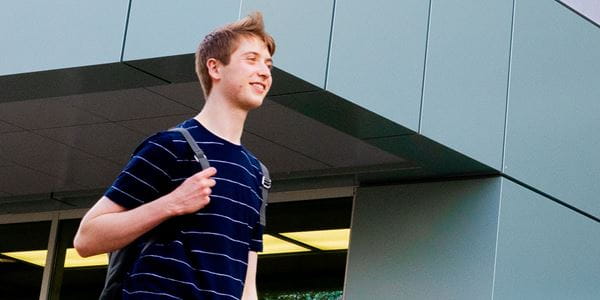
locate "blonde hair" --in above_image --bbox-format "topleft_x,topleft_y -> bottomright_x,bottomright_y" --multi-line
195,12 -> 276,97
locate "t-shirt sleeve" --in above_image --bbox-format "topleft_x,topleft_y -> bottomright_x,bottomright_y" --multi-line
249,221 -> 264,252
104,133 -> 177,209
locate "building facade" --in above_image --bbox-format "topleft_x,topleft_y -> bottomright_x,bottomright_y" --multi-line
1,0 -> 599,299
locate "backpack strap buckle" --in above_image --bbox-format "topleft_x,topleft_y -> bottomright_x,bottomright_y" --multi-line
261,176 -> 272,190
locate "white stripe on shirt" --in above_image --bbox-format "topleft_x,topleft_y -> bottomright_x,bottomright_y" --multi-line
210,194 -> 259,215
195,213 -> 252,228
132,155 -> 171,179
110,185 -> 143,203
123,289 -> 182,300
181,231 -> 249,246
139,254 -> 244,285
172,139 -> 224,146
214,177 -> 262,201
240,151 -> 260,170
208,159 -> 256,178
122,171 -> 159,193
130,272 -> 240,300
190,249 -> 247,266
149,141 -> 178,159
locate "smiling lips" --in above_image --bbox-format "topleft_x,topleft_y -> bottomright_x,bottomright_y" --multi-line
250,82 -> 267,94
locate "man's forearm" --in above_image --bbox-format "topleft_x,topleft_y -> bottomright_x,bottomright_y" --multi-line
74,167 -> 216,257
74,196 -> 174,257
242,251 -> 259,300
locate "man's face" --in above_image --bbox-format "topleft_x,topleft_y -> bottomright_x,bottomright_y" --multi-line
217,36 -> 273,110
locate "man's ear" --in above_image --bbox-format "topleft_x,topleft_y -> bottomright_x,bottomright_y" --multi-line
206,58 -> 222,81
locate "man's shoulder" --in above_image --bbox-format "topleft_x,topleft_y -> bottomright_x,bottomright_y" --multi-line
134,131 -> 176,150
239,147 -> 268,176
131,120 -> 196,158
240,146 -> 263,163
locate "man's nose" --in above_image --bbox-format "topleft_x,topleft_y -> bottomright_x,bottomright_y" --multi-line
258,63 -> 271,78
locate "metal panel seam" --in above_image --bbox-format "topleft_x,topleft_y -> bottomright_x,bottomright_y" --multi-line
501,0 -> 517,170
120,0 -> 134,62
490,178 -> 504,300
417,0 -> 433,134
501,174 -> 600,223
323,0 -> 337,90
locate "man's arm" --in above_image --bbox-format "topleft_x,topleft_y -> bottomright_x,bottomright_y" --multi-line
242,251 -> 259,300
74,167 -> 217,257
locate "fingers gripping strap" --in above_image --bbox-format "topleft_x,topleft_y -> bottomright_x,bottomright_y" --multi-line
259,162 -> 270,226
168,127 -> 210,170
169,127 -> 269,227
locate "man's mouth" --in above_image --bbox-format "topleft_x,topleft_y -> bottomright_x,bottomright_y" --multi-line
250,82 -> 266,93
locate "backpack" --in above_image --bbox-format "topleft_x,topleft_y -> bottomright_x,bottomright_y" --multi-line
99,127 -> 270,299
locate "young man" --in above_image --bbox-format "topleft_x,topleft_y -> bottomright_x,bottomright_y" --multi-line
74,12 -> 275,300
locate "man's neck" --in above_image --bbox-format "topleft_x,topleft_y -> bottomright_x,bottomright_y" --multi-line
194,94 -> 248,145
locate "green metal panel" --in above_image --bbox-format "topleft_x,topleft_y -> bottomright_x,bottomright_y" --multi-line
420,0 -> 513,170
326,0 -> 430,131
0,1 -> 128,76
273,90 -> 411,139
123,0 -> 239,60
345,178 -> 501,299
0,63 -> 167,104
493,179 -> 600,299
241,0 -> 334,88
504,0 -> 600,217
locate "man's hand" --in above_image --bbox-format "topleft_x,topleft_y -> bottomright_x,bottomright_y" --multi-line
161,167 -> 217,216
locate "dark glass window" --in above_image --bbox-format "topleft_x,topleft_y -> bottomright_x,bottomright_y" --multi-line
0,221 -> 51,300
56,219 -> 107,300
0,196 -> 352,299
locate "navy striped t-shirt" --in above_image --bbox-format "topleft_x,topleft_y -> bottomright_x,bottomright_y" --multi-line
104,118 -> 265,300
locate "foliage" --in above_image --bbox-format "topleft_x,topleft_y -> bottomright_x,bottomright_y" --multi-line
261,290 -> 343,300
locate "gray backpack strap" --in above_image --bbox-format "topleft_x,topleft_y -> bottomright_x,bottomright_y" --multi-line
258,162 -> 271,226
169,127 -> 210,170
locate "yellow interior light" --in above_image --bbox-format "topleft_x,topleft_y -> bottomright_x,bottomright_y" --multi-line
2,230 -> 351,264
261,234 -> 311,255
281,229 -> 350,251
2,250 -> 47,267
64,248 -> 108,268
1,249 -> 108,268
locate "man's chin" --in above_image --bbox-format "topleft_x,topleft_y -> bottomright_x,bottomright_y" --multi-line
241,96 -> 266,111
249,100 -> 265,110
